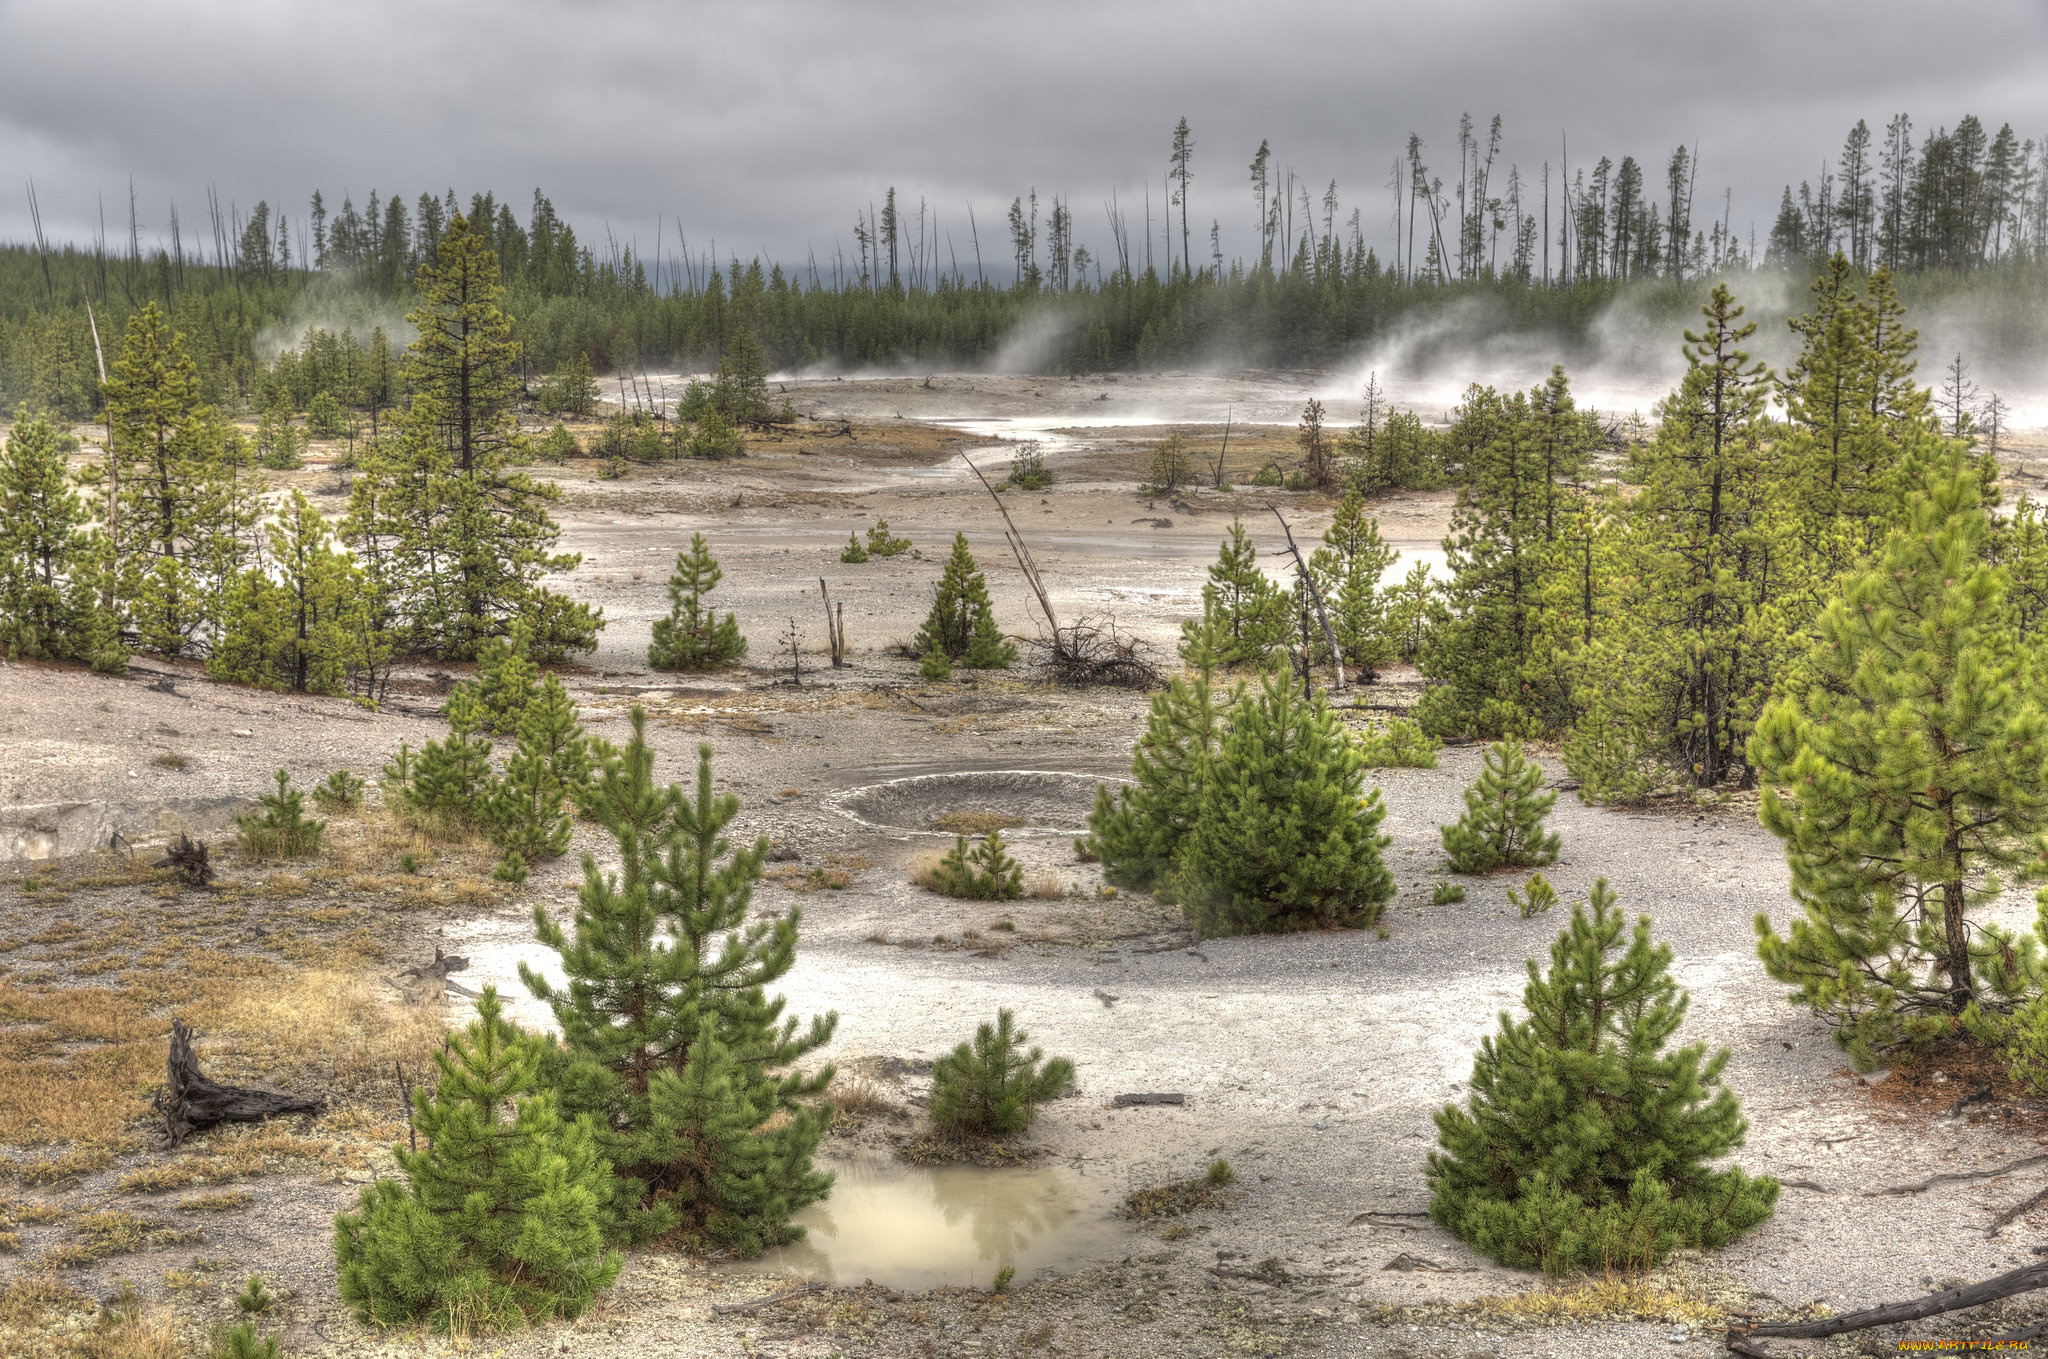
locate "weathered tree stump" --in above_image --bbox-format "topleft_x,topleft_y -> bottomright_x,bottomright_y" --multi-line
151,835 -> 214,887
152,1019 -> 324,1148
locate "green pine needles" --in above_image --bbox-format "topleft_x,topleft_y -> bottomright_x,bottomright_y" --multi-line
1189,519 -> 1288,668
1359,717 -> 1440,769
914,533 -> 1014,668
483,673 -> 591,866
521,712 -> 837,1252
865,519 -> 912,557
1179,667 -> 1395,935
842,518 -> 912,562
1752,446 -> 2048,1069
1083,616 -> 1226,895
1428,880 -> 1777,1274
930,1009 -> 1075,1137
648,533 -> 747,670
333,986 -> 620,1331
235,769 -> 325,859
1440,740 -> 1561,874
925,832 -> 1024,901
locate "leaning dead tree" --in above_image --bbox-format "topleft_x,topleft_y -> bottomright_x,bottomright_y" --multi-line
961,450 -> 1161,687
153,1020 -> 325,1148
1266,503 -> 1345,691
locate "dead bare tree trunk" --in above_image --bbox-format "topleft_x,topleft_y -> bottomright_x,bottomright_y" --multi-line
960,451 -> 1059,637
1266,503 -> 1344,691
819,578 -> 845,668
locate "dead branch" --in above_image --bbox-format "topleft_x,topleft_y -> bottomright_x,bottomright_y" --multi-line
1987,1182 -> 2048,1238
1265,503 -> 1345,690
153,1019 -> 324,1148
1028,614 -> 1162,689
1868,1152 -> 2048,1196
960,451 -> 1059,637
1745,1259 -> 2048,1340
711,1281 -> 828,1315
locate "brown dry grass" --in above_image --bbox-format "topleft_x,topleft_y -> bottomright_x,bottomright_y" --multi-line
173,1190 -> 251,1214
765,852 -> 872,895
44,1210 -> 202,1266
0,1271 -> 93,1328
828,1068 -> 904,1127
931,811 -> 1024,837
908,854 -> 945,893
0,967 -> 445,1149
69,1298 -> 193,1359
1026,871 -> 1066,900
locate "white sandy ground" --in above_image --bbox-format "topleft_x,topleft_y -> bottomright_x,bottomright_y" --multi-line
5,371 -> 2048,1357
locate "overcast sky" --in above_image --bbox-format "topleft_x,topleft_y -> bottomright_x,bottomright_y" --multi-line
5,0 -> 2046,276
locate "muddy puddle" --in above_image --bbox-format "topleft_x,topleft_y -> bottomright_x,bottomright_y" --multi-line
728,1155 -> 1132,1291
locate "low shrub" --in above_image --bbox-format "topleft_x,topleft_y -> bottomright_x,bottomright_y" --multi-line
930,1008 -> 1075,1137
235,770 -> 325,859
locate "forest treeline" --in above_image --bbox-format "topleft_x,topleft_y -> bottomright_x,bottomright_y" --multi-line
4,109 -> 2047,419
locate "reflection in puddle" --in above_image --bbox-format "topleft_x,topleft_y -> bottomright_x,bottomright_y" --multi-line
729,1156 -> 1130,1291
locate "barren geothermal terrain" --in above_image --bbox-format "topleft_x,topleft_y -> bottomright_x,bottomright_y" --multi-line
5,371 -> 2048,1359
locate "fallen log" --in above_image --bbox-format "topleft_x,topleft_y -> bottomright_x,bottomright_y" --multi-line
1110,1093 -> 1185,1108
1743,1259 -> 2048,1340
153,1019 -> 324,1148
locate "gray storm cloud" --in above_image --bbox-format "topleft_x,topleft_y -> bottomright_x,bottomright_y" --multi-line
4,0 -> 2046,273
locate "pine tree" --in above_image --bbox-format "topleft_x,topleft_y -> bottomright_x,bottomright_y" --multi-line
483,673 -> 589,866
235,769 -> 326,859
0,409 -> 97,661
1428,880 -> 1777,1274
471,621 -> 540,734
1082,616 -> 1227,893
209,491 -> 386,699
1567,284 -> 1808,797
839,531 -> 869,563
1310,491 -> 1398,673
1179,667 -> 1394,935
521,715 -> 837,1251
404,686 -> 496,825
343,214 -> 599,662
930,1010 -> 1076,1137
1418,375 -> 1588,739
1752,446 -> 2048,1068
926,832 -> 1024,900
913,533 -> 1015,668
686,402 -> 746,460
255,390 -> 304,471
1191,520 -> 1288,668
103,304 -> 255,658
711,327 -> 772,427
1440,740 -> 1561,875
333,987 -> 620,1330
863,519 -> 911,557
648,533 -> 747,670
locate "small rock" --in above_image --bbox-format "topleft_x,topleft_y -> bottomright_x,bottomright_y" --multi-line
233,728 -> 253,738
1669,1325 -> 1688,1342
